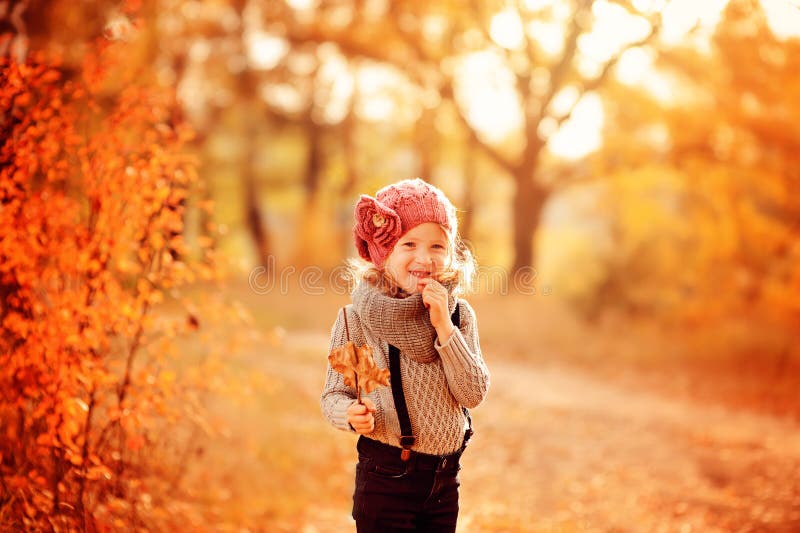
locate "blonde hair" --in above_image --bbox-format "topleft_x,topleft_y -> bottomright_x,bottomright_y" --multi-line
346,230 -> 477,298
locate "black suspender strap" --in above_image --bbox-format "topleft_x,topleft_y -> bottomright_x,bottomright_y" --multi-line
449,304 -> 460,329
387,343 -> 413,460
388,303 -> 469,461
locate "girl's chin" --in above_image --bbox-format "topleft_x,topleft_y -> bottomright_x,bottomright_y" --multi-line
397,272 -> 433,294
400,279 -> 423,294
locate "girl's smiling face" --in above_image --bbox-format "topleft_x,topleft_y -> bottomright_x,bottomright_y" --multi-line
384,222 -> 451,294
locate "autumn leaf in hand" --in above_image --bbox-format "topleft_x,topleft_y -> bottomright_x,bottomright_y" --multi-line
328,342 -> 390,399
328,341 -> 359,389
355,344 -> 390,394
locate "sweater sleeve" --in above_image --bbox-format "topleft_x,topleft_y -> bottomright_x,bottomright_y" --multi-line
320,308 -> 358,432
434,299 -> 490,409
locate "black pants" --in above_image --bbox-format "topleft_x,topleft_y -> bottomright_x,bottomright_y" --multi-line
352,436 -> 462,533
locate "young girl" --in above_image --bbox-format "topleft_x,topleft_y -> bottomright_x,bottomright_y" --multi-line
321,178 -> 490,532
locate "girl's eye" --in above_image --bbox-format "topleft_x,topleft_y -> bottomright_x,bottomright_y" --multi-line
432,244 -> 446,250
402,242 -> 415,248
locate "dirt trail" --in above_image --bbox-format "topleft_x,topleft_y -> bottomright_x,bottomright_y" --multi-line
262,331 -> 800,532
458,358 -> 800,532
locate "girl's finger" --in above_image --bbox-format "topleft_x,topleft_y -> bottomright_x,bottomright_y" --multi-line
361,398 -> 376,412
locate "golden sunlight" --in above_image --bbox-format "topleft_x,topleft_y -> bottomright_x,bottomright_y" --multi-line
761,0 -> 800,39
660,0 -> 729,45
271,0 -> 800,156
547,93 -> 604,160
527,20 -> 565,56
490,9 -> 525,50
523,0 -> 555,10
355,65 -> 413,122
454,51 -> 524,143
285,0 -> 317,10
246,31 -> 288,70
317,52 -> 353,124
617,47 -> 675,102
580,1 -> 652,63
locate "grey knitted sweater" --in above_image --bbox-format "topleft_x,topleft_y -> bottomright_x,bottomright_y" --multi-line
321,281 -> 490,455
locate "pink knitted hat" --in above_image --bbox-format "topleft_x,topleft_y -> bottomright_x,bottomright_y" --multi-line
353,178 -> 457,267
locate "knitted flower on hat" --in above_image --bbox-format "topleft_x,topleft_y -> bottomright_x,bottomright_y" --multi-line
353,178 -> 457,267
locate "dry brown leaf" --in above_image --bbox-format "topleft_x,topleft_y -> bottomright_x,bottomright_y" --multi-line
328,341 -> 359,390
355,344 -> 390,394
328,341 -> 390,397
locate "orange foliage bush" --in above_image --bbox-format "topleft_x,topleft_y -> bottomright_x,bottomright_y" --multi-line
0,40 -> 216,531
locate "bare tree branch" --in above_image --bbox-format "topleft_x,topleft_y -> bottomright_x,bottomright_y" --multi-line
467,0 -> 534,105
439,80 -> 519,176
513,0 -> 543,75
383,2 -> 520,175
536,0 -> 594,124
551,12 -> 664,132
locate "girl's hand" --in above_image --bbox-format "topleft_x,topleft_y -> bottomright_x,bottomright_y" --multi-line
420,277 -> 455,343
347,397 -> 376,434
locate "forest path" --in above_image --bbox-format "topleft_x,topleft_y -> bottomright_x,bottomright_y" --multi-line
458,357 -> 800,532
243,329 -> 800,532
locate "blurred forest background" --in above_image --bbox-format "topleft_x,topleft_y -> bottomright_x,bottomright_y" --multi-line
2,0 -> 800,531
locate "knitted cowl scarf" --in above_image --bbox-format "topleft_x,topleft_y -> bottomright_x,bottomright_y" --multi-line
351,280 -> 458,364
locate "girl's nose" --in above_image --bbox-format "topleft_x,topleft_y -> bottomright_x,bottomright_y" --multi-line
416,255 -> 435,272
416,251 -> 432,265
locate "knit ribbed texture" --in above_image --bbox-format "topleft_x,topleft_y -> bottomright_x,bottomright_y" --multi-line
321,282 -> 490,455
349,280 -> 458,364
353,178 -> 458,267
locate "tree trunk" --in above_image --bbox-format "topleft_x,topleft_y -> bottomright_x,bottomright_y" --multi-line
510,172 -> 548,275
415,106 -> 436,180
242,137 -> 271,269
304,117 -> 323,208
339,106 -> 359,258
460,135 -> 477,244
240,68 -> 271,269
340,106 -> 359,200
